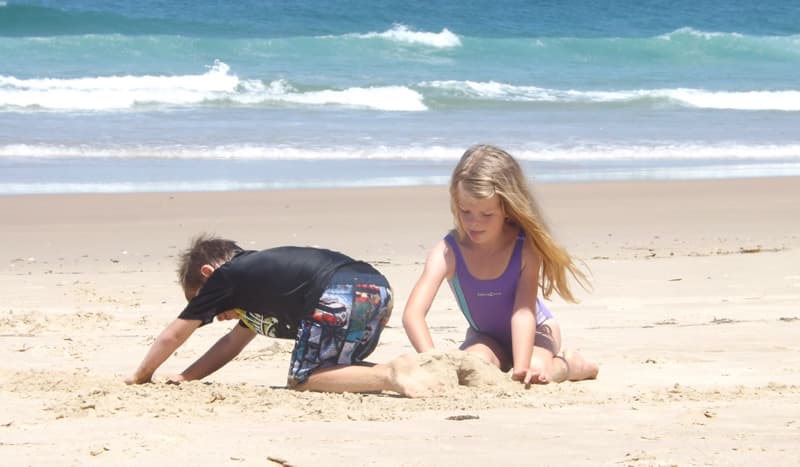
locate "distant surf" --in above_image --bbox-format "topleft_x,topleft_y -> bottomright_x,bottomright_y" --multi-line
3,0 -> 800,194
4,60 -> 798,112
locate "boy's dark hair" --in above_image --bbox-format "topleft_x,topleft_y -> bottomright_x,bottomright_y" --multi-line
177,234 -> 243,301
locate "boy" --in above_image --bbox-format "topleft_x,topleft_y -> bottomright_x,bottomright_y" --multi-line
125,234 -> 439,397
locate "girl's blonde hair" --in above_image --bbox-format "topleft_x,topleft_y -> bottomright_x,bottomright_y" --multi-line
449,144 -> 589,302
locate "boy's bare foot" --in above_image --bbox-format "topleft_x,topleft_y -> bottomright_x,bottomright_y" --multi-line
562,349 -> 599,381
387,354 -> 450,398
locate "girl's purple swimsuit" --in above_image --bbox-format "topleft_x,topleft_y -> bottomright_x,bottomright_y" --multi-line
445,231 -> 553,350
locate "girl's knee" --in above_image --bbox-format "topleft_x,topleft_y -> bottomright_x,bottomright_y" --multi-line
462,344 -> 502,368
460,333 -> 508,369
537,319 -> 562,355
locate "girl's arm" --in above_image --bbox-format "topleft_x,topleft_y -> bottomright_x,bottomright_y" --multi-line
402,240 -> 450,352
172,323 -> 257,381
510,243 -> 543,384
125,318 -> 202,384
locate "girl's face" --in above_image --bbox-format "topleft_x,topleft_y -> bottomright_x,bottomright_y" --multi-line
455,184 -> 506,245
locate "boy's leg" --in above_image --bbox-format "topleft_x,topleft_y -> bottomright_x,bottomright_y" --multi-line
289,362 -> 389,393
287,271 -> 446,397
291,356 -> 446,398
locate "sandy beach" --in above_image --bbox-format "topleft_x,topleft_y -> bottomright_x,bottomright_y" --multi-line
1,177 -> 799,466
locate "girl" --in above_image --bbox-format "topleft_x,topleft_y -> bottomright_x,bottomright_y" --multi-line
402,144 -> 599,385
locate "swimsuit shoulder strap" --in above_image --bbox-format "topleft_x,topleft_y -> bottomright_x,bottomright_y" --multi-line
504,229 -> 526,276
444,232 -> 462,258
444,232 -> 468,273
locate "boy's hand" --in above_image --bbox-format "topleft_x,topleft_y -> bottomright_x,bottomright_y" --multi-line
216,309 -> 239,321
124,374 -> 151,385
165,374 -> 186,384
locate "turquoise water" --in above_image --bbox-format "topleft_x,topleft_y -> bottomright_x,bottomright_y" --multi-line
2,0 -> 800,194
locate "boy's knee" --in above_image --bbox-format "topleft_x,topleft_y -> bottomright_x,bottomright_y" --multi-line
286,376 -> 304,390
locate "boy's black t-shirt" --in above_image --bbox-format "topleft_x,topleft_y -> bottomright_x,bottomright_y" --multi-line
178,246 -> 372,338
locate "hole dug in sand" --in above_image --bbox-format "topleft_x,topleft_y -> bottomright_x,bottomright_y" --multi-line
415,350 -> 512,389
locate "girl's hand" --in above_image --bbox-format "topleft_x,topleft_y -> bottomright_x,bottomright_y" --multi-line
511,363 -> 549,387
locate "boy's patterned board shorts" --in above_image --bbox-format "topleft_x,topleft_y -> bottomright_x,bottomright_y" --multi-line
288,269 -> 393,385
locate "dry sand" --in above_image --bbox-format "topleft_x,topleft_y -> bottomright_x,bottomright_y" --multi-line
1,177 -> 799,466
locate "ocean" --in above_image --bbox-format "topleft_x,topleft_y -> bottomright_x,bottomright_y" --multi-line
2,0 -> 800,194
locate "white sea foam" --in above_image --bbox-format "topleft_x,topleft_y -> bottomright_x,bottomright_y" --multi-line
0,175 -> 453,195
661,88 -> 800,111
2,142 -> 799,161
421,80 -> 800,111
273,85 -> 425,111
4,63 -> 797,112
348,24 -> 461,48
658,27 -> 745,40
422,80 -> 554,101
513,144 -> 800,161
0,61 -> 426,112
3,143 -> 799,196
0,60 -> 238,110
0,144 -> 452,160
4,162 -> 799,195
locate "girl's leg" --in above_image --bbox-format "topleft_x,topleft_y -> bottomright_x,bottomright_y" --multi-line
537,319 -> 599,382
530,319 -> 564,384
460,323 -> 599,383
460,328 -> 511,371
560,349 -> 600,381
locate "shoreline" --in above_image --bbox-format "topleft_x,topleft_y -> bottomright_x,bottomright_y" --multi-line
3,175 -> 798,263
4,155 -> 800,196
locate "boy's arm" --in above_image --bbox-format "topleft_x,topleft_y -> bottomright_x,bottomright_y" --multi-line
125,318 -> 201,385
171,323 -> 257,382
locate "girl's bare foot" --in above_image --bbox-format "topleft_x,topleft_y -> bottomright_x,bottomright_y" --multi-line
561,349 -> 599,381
